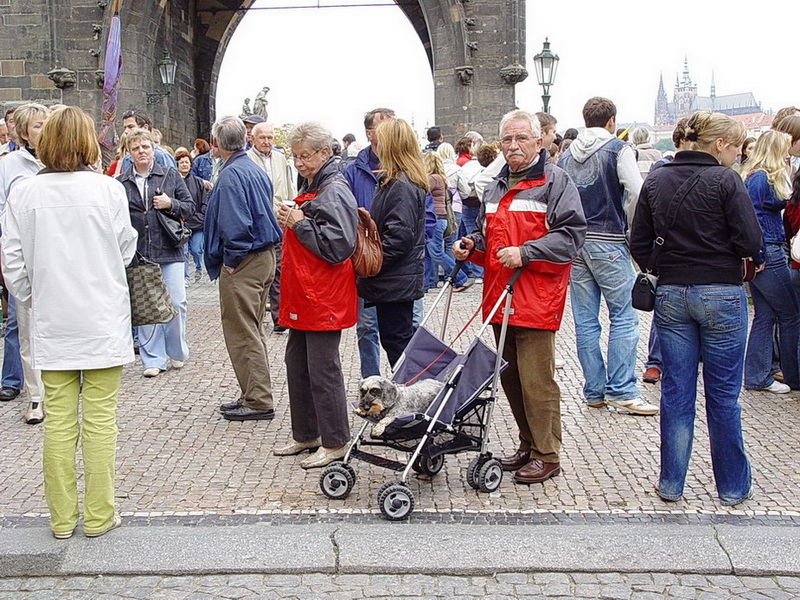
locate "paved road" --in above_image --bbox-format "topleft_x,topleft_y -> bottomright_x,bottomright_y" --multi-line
2,572 -> 800,599
1,274 -> 799,598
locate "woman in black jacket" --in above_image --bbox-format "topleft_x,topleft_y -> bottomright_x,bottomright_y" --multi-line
356,118 -> 426,368
175,149 -> 208,282
630,111 -> 762,507
119,129 -> 195,378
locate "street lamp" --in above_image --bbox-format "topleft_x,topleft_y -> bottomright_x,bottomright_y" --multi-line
532,38 -> 559,114
146,51 -> 177,105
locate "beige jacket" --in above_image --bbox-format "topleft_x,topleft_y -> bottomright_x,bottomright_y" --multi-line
246,148 -> 297,211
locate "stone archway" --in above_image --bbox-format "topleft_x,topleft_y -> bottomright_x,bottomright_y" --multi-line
0,0 -> 525,144
195,0 -> 527,140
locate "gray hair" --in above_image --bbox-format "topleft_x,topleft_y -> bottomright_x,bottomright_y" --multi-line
287,121 -> 333,152
499,109 -> 541,138
632,126 -> 651,145
463,130 -> 484,154
212,115 -> 246,152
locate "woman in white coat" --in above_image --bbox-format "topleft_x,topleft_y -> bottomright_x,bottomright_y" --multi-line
1,107 -> 138,539
0,103 -> 49,424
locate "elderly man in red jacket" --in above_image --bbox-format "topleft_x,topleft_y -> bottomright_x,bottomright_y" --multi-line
454,109 -> 586,485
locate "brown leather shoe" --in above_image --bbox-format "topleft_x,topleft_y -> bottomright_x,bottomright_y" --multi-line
499,449 -> 531,472
513,459 -> 561,484
642,367 -> 661,383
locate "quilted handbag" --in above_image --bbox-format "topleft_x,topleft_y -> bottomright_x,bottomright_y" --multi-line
126,253 -> 176,326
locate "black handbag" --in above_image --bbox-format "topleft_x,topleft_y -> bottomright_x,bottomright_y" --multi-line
156,209 -> 191,247
632,171 -> 704,312
126,252 -> 176,326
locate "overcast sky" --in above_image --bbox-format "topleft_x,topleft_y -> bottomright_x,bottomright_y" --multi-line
216,0 -> 799,146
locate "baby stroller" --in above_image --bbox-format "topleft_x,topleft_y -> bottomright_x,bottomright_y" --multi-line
318,265 -> 521,521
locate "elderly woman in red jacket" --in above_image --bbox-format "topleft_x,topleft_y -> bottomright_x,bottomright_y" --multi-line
273,122 -> 358,470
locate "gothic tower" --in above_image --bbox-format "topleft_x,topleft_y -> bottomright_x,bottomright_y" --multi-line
655,73 -> 670,126
673,57 -> 697,119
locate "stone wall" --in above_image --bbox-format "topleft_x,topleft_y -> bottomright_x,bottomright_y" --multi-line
0,0 -> 524,153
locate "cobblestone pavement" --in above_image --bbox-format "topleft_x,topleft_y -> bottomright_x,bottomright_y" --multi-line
1,572 -> 799,599
0,275 -> 798,520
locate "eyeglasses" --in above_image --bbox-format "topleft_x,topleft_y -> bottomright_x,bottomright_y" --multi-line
291,148 -> 322,163
500,135 -> 536,146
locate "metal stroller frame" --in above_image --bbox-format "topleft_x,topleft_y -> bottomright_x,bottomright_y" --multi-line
318,264 -> 522,520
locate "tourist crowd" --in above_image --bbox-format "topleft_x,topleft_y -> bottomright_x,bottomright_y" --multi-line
1,95 -> 799,539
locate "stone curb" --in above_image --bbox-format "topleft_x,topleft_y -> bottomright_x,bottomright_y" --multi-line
1,522 -> 798,578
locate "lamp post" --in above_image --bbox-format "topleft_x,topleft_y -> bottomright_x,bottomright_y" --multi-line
146,51 -> 177,105
532,38 -> 559,114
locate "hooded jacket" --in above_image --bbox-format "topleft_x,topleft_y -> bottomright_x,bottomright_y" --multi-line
279,158 -> 358,331
557,128 -> 642,242
467,150 -> 586,331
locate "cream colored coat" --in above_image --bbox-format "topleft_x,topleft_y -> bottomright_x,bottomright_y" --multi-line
1,171 -> 138,370
246,147 -> 297,210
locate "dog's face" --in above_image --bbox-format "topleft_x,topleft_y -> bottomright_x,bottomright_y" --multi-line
357,376 -> 398,418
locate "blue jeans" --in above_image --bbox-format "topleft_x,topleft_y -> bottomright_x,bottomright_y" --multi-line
644,317 -> 662,371
426,219 -> 467,289
569,241 -> 640,402
138,262 -> 189,370
459,205 -> 483,278
1,295 -> 23,389
655,284 -> 751,505
444,211 -> 463,260
183,230 -> 205,278
357,298 -> 381,378
744,244 -> 800,389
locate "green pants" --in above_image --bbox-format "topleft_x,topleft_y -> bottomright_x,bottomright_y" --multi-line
41,366 -> 122,536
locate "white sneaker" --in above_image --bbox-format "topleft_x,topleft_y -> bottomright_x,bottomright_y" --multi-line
171,360 -> 185,370
25,401 -> 44,425
607,397 -> 659,416
762,380 -> 791,394
143,368 -> 161,378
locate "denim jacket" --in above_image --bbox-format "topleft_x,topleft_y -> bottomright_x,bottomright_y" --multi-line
558,137 -> 628,242
745,170 -> 787,263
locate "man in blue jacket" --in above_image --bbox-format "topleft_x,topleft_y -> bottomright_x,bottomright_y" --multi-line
343,107 -> 394,378
204,115 -> 282,422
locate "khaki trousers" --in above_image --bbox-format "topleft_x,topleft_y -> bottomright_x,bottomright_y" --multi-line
219,249 -> 275,410
494,325 -> 562,463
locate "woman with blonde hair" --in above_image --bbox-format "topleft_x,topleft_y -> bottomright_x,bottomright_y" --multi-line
740,131 -> 798,394
0,102 -> 50,425
356,118 -> 427,368
1,106 -> 138,538
630,111 -> 761,506
422,150 -> 470,292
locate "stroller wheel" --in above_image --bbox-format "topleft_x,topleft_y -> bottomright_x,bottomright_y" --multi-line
466,456 -> 488,490
378,483 -> 415,521
477,458 -> 503,493
319,463 -> 355,500
412,454 -> 445,477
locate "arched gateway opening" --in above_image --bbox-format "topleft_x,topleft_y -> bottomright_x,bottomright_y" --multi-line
0,0 -> 524,148
195,0 -> 526,140
212,2 -> 435,142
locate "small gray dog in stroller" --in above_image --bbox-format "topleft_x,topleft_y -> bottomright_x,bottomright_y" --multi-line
356,376 -> 445,437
